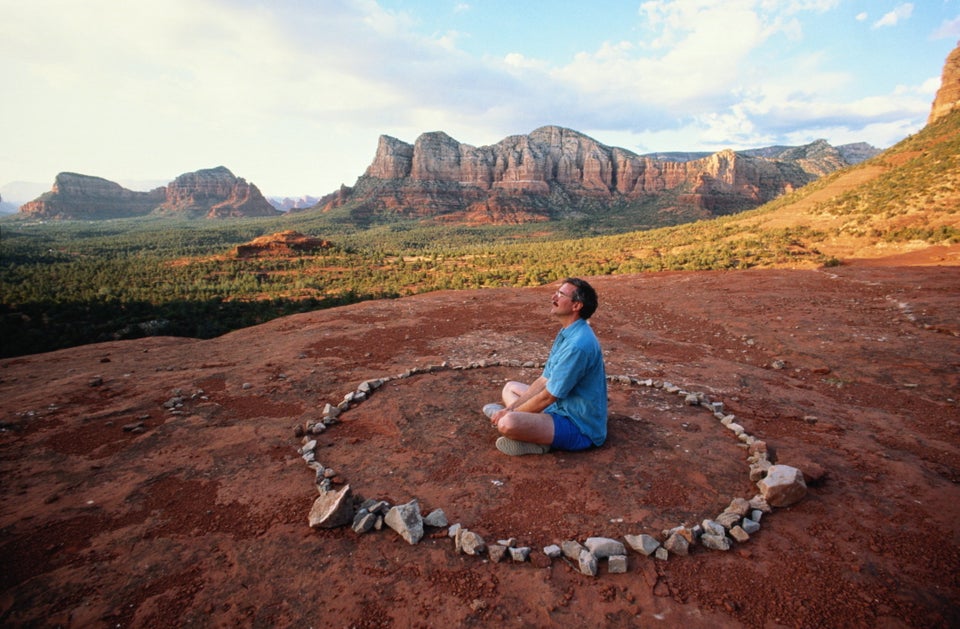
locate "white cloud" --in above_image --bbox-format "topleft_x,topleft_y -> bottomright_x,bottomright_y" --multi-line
872,3 -> 914,28
0,0 -> 947,195
932,15 -> 960,39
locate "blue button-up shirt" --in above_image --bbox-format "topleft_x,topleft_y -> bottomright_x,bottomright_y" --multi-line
543,318 -> 607,446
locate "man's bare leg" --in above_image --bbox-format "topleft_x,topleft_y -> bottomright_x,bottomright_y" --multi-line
497,410 -> 554,445
501,381 -> 528,406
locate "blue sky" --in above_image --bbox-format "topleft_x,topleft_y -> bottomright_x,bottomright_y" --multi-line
1,0 -> 958,198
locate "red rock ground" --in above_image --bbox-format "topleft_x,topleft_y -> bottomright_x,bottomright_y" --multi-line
2,251 -> 959,628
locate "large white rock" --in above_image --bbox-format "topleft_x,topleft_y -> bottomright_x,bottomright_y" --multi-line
584,536 -> 626,558
385,499 -> 424,545
624,533 -> 660,556
308,484 -> 354,529
757,464 -> 808,507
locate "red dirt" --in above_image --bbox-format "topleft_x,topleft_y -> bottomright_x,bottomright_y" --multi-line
2,250 -> 959,628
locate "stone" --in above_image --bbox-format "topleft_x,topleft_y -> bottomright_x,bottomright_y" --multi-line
584,537 -> 626,559
321,403 -> 340,419
308,485 -> 354,529
384,499 -> 424,545
702,519 -> 726,537
729,526 -> 750,543
352,511 -> 376,534
742,518 -> 761,535
543,544 -> 562,558
460,530 -> 486,556
750,458 -> 772,482
749,495 -> 772,513
624,533 -> 660,556
654,547 -> 669,561
608,555 -> 628,574
488,544 -> 507,563
368,500 -> 391,515
578,550 -> 598,577
726,497 -> 751,516
423,508 -> 448,528
716,512 -> 741,529
162,396 -> 183,409
663,533 -> 689,556
561,540 -> 585,561
701,533 -> 731,551
757,465 -> 808,507
509,547 -> 531,562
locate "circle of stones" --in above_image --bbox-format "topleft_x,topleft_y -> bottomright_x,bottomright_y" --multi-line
296,360 -> 777,576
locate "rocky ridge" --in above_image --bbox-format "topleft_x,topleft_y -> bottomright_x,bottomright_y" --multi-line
18,166 -> 280,220
307,127 -> 865,225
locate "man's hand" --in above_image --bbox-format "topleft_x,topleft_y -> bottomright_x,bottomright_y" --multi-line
491,408 -> 509,426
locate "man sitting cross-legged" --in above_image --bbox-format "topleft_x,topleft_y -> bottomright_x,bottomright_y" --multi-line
483,277 -> 607,456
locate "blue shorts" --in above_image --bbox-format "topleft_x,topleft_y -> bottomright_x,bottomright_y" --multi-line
550,413 -> 594,451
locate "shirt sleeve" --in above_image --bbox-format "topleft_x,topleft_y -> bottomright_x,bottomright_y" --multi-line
545,342 -> 588,400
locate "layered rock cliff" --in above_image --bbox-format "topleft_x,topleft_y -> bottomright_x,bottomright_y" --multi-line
309,126 -> 854,224
157,167 -> 280,219
18,167 -> 279,220
18,173 -> 166,220
929,41 -> 960,125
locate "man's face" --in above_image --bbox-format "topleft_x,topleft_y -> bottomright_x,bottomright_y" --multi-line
550,282 -> 581,318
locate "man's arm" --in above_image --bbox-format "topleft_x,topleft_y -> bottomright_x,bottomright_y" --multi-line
510,376 -> 557,413
492,376 -> 557,425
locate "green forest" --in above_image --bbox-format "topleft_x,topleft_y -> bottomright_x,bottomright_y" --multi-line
3,111 -> 958,358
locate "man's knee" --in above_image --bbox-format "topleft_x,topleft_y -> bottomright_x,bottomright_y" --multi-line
502,381 -> 527,401
497,411 -> 526,437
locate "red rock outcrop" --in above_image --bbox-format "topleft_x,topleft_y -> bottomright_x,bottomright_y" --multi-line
157,166 -> 280,218
929,41 -> 960,125
312,126 -> 847,225
19,173 -> 165,220
18,167 -> 280,220
234,230 -> 332,258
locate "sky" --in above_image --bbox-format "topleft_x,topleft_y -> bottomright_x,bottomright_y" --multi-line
2,0 -> 959,199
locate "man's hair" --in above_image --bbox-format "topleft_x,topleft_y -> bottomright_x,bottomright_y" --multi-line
564,277 -> 598,319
